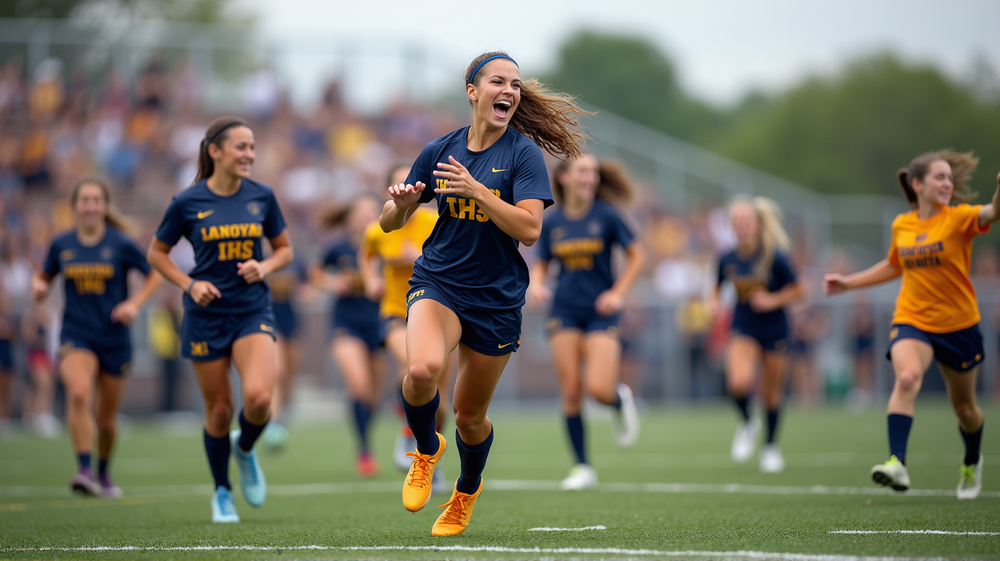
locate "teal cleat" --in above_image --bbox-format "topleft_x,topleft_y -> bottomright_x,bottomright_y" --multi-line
230,429 -> 267,507
211,486 -> 240,523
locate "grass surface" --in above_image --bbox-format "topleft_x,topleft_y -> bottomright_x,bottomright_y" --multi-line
1,401 -> 998,560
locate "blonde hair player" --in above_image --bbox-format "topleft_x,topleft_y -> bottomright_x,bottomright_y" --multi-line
711,196 -> 805,473
824,150 -> 999,499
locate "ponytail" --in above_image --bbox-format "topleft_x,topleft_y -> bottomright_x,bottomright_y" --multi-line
465,51 -> 592,160
195,116 -> 251,183
70,176 -> 139,237
729,195 -> 789,281
898,150 -> 978,208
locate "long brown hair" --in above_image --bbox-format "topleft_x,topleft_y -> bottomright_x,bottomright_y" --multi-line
896,150 -> 978,207
465,51 -> 592,160
552,155 -> 635,206
195,116 -> 252,182
70,176 -> 138,237
317,195 -> 381,231
729,195 -> 790,281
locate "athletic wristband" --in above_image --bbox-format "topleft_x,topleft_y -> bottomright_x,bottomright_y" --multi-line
186,279 -> 195,294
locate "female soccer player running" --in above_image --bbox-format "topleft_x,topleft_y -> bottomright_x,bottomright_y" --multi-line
824,150 -> 998,499
359,163 -> 453,488
32,177 -> 161,496
382,51 -> 589,536
711,196 -> 804,473
147,116 -> 293,522
313,196 -> 385,477
528,154 -> 644,490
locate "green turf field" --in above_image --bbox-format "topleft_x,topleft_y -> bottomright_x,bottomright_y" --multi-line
1,401 -> 998,560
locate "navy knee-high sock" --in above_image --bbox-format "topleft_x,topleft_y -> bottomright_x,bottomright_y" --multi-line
887,413 -> 913,464
565,414 -> 587,465
765,408 -> 780,444
352,400 -> 373,452
456,427 -> 493,495
237,409 -> 268,453
734,396 -> 751,422
401,388 -> 440,456
961,423 -> 983,466
203,430 -> 231,490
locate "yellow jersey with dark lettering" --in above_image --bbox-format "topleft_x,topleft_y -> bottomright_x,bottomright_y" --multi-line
154,179 -> 286,315
360,208 -> 437,319
887,204 -> 989,333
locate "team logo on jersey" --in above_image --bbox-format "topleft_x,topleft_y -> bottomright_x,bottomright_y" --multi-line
260,324 -> 274,333
889,327 -> 898,340
190,341 -> 209,357
197,210 -> 215,219
588,221 -> 601,236
101,247 -> 114,261
247,202 -> 261,216
60,249 -> 75,261
498,340 -> 515,349
915,233 -> 927,242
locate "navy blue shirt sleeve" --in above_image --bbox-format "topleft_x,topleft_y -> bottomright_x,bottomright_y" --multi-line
122,237 -> 152,275
512,143 -> 553,208
263,190 -> 286,238
609,209 -> 635,249
154,196 -> 185,246
771,252 -> 797,290
43,239 -> 61,277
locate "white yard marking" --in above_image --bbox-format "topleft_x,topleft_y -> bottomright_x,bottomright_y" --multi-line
831,530 -> 1000,536
1,545 -> 952,560
527,525 -> 607,531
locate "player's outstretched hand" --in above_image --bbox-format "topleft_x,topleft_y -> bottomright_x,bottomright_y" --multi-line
110,300 -> 139,325
388,181 -> 425,209
748,290 -> 780,312
595,290 -> 624,317
823,273 -> 847,296
526,283 -> 551,310
364,276 -> 385,301
237,260 -> 267,284
31,277 -> 48,302
189,280 -> 222,306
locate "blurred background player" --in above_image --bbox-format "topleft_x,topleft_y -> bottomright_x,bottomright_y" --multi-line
261,255 -> 309,451
312,195 -> 385,477
358,162 -> 453,492
148,116 -> 293,522
711,196 -> 804,473
382,51 -> 588,536
21,301 -> 59,437
528,153 -> 644,491
32,177 -> 161,497
824,150 -> 999,500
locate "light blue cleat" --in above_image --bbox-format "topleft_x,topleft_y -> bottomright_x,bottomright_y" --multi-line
211,486 -> 240,523
230,429 -> 267,507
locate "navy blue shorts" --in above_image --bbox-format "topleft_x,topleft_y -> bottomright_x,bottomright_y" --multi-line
331,315 -> 383,352
59,331 -> 132,377
381,315 -> 407,340
182,307 -> 277,361
406,284 -> 521,356
272,302 -> 298,339
887,323 -> 984,372
731,321 -> 789,353
0,339 -> 13,372
546,304 -> 620,337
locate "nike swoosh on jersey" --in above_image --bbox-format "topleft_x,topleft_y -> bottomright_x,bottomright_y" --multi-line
491,167 -> 509,173
498,341 -> 514,349
197,210 -> 215,219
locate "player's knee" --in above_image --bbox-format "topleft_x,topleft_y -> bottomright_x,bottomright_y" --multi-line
561,390 -> 583,414
952,401 -> 978,421
206,400 -> 234,431
244,389 -> 272,418
67,385 -> 91,409
453,409 -> 486,435
895,370 -> 922,394
95,413 -> 116,433
406,360 -> 442,392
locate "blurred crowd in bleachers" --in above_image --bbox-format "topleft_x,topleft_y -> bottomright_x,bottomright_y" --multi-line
1,53 -> 999,436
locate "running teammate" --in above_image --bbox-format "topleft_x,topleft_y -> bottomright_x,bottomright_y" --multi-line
527,154 -> 644,490
261,257 -> 307,451
711,196 -> 804,473
147,116 -> 293,522
383,51 -> 590,536
312,196 -> 385,477
32,177 -> 161,496
824,150 -> 998,499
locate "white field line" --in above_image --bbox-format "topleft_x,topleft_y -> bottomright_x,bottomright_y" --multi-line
831,530 -> 1000,536
2,480 -> 999,499
0,545 -> 952,560
526,525 -> 607,531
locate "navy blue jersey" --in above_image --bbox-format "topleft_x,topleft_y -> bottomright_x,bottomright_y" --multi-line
43,227 -> 152,340
538,200 -> 635,311
407,126 -> 553,310
154,179 -> 286,315
322,239 -> 380,326
716,249 -> 797,328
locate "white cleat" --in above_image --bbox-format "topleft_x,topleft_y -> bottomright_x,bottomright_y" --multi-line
393,431 -> 418,472
871,455 -> 910,491
957,455 -> 983,500
560,463 -> 598,491
731,418 -> 760,463
612,384 -> 640,449
211,486 -> 240,523
759,444 -> 785,473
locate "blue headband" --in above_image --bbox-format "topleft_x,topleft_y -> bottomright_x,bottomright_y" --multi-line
468,55 -> 518,84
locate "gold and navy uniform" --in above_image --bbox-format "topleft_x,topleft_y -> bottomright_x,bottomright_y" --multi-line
716,249 -> 797,352
405,126 -> 552,356
322,239 -> 382,351
154,178 -> 286,360
537,201 -> 635,335
43,227 -> 152,376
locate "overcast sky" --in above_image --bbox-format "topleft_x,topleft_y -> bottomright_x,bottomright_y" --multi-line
243,0 -> 1000,111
